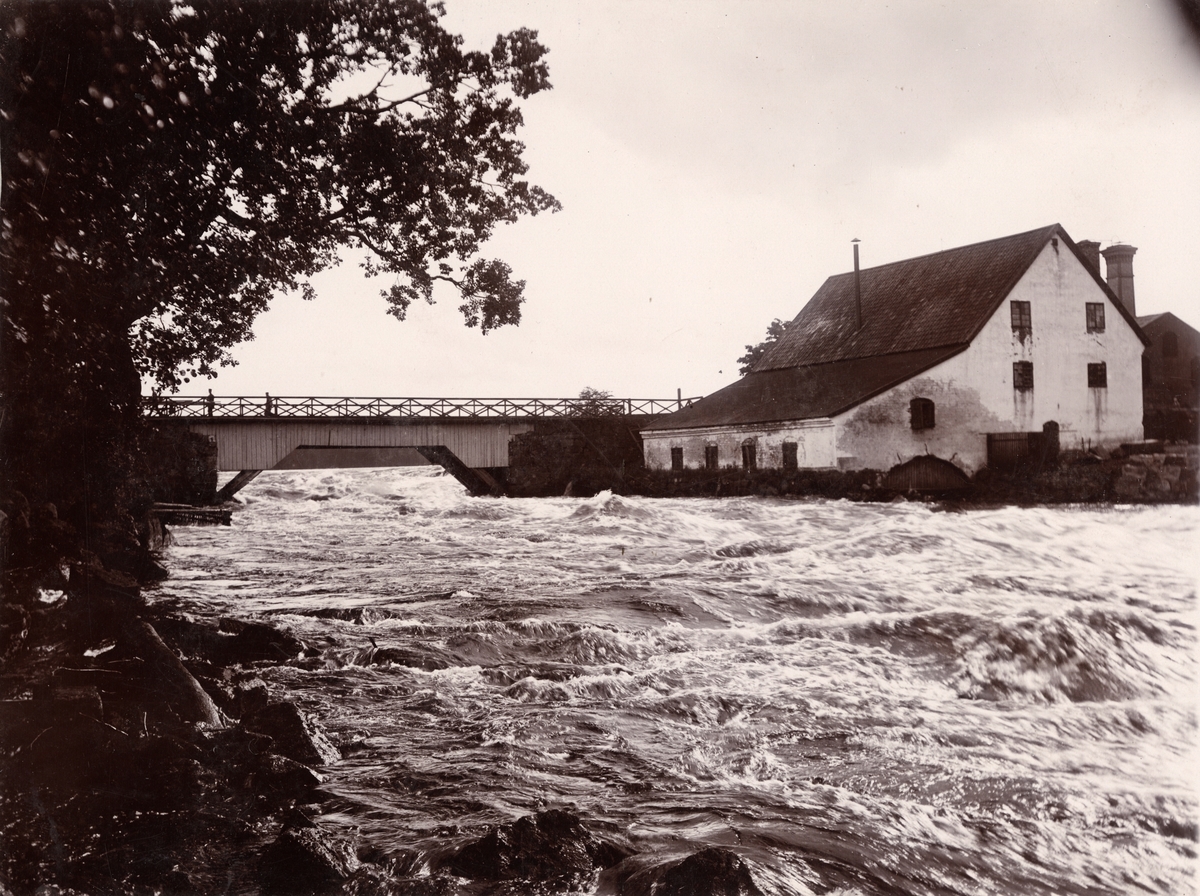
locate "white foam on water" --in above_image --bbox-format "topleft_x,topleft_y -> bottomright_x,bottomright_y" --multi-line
161,467 -> 1199,895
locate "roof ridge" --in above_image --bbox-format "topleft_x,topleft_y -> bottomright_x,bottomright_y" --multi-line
755,223 -> 1067,371
824,223 -> 1061,278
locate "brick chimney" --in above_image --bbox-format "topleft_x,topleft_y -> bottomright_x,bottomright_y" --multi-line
1076,240 -> 1101,275
1101,243 -> 1137,317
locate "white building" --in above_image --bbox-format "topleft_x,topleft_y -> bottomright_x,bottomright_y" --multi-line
643,225 -> 1148,475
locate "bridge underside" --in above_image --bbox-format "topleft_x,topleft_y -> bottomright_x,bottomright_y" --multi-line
187,419 -> 533,498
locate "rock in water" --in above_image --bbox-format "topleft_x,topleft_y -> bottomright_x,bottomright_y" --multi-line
259,825 -> 360,894
218,617 -> 307,663
655,848 -> 765,896
248,752 -> 326,800
445,808 -> 631,884
242,701 -> 341,766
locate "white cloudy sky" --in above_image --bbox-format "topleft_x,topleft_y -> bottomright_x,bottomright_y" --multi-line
193,0 -> 1200,402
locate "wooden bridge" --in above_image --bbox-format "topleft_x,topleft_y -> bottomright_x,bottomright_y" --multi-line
147,394 -> 691,497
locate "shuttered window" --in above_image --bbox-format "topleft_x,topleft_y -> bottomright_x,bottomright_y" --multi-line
1086,303 -> 1105,333
705,445 -> 719,471
741,442 -> 756,470
1013,361 -> 1034,392
670,447 -> 683,471
910,398 -> 935,430
1087,362 -> 1107,388
782,442 -> 798,470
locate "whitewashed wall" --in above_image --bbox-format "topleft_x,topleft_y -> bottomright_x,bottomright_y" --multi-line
642,419 -> 836,471
834,240 -> 1145,473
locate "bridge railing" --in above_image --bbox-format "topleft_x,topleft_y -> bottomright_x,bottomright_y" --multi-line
144,395 -> 700,420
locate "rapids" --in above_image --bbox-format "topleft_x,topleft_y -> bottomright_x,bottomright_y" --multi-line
156,467 -> 1198,895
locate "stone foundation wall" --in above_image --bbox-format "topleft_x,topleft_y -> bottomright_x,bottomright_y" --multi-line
1111,444 -> 1199,502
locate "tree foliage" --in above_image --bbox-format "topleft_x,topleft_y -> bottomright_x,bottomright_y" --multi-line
737,318 -> 787,375
2,0 -> 559,391
0,0 -> 559,520
569,387 -> 624,417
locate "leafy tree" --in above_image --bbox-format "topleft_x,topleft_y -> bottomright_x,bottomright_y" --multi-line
737,318 -> 788,375
569,387 -> 624,417
0,0 -> 559,529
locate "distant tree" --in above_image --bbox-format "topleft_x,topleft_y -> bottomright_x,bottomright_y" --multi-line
737,318 -> 788,375
0,1 -> 559,527
569,387 -> 624,417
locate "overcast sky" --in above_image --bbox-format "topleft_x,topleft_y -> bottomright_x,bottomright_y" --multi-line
193,0 -> 1200,401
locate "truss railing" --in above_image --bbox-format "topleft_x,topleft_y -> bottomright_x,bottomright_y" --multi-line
145,395 -> 700,420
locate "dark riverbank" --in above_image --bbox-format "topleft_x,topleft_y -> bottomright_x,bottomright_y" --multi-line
0,514 -> 770,895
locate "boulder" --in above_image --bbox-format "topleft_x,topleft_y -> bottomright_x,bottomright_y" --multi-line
109,619 -> 224,727
233,677 -> 271,717
100,544 -> 169,585
248,752 -> 326,799
444,808 -> 631,885
242,701 -> 341,766
153,616 -> 237,664
219,617 -> 307,663
259,825 -> 361,894
652,848 -> 765,896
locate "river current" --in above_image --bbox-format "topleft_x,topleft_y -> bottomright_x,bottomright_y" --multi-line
155,467 -> 1198,895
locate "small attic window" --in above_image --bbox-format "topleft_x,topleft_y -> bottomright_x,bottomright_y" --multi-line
910,398 -> 935,431
1086,303 -> 1105,333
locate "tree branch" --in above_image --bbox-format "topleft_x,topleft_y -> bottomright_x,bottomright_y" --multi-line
317,85 -> 434,116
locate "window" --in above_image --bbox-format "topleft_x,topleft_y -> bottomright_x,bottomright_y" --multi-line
1088,362 -> 1107,388
1163,331 -> 1178,358
705,445 -> 719,471
670,446 -> 683,471
910,398 -> 935,431
741,442 -> 756,470
1011,301 -> 1032,340
1086,302 -> 1105,333
1013,361 -> 1034,392
782,442 -> 798,471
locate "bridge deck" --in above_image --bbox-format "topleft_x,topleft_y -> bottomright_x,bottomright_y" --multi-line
147,396 -> 698,493
147,395 -> 691,420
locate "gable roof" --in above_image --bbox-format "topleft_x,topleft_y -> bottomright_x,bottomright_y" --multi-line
1138,311 -> 1199,340
756,223 -> 1147,371
645,224 -> 1151,434
643,347 -> 962,431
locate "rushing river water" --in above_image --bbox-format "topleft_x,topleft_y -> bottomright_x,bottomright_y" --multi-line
156,467 -> 1198,895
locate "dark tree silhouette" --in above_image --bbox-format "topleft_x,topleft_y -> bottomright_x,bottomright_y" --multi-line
0,0 -> 559,527
737,318 -> 788,375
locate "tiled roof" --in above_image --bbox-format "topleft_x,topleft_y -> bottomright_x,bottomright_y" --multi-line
642,347 -> 962,431
758,224 -> 1068,370
646,224 -> 1151,434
